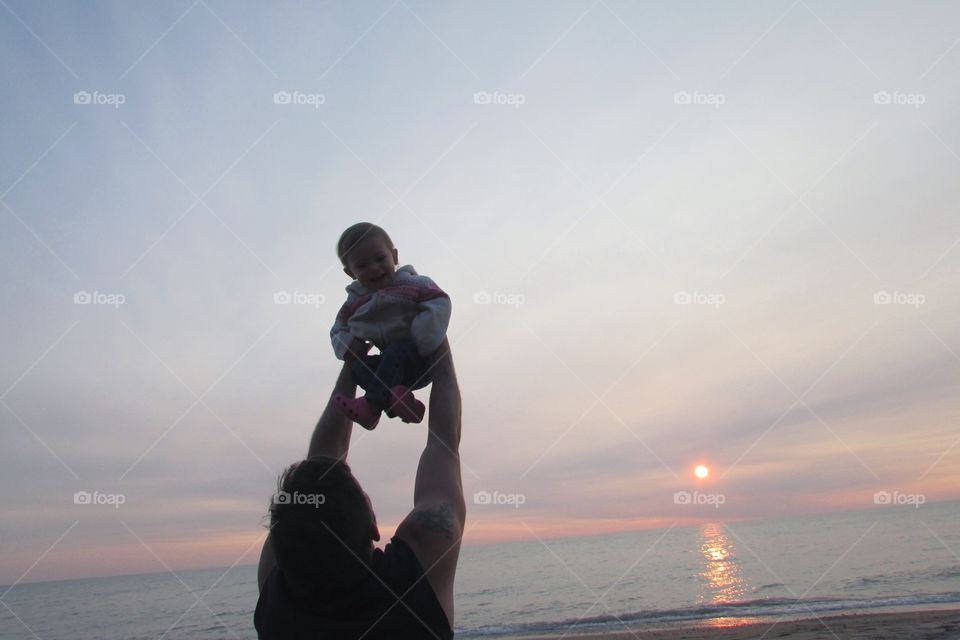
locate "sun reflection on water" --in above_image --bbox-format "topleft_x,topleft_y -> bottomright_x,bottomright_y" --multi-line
697,522 -> 749,606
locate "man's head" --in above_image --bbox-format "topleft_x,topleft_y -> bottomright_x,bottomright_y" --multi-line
337,223 -> 399,290
269,457 -> 380,593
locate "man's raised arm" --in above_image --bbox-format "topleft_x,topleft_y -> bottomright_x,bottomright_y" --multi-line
259,354 -> 360,592
395,339 -> 464,626
307,357 -> 358,461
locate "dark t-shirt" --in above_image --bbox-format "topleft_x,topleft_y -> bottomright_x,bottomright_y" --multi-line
254,536 -> 453,640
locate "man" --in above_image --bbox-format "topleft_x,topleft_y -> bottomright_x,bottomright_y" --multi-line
254,339 -> 464,639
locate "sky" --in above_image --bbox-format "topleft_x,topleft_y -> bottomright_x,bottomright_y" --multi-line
1,0 -> 959,585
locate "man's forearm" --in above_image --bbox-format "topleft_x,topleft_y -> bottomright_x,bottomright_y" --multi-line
307,360 -> 357,460
427,343 -> 461,451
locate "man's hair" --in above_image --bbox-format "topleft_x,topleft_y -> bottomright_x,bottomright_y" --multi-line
337,222 -> 394,266
269,458 -> 375,590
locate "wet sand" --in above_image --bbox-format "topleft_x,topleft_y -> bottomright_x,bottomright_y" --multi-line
509,608 -> 960,639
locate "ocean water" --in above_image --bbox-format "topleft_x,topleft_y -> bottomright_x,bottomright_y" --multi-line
2,501 -> 958,639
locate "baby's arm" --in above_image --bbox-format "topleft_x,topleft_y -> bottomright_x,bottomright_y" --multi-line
410,277 -> 452,357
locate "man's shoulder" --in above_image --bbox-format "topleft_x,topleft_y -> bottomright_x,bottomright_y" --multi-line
395,501 -> 462,625
396,503 -> 461,544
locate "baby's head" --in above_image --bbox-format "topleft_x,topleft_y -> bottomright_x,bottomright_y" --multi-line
337,222 -> 399,290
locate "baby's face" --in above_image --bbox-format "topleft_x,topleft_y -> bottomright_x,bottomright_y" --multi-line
343,237 -> 399,290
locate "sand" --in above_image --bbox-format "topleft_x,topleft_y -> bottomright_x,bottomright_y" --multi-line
509,609 -> 960,639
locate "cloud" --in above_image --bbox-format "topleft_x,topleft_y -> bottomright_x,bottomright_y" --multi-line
2,1 -> 960,583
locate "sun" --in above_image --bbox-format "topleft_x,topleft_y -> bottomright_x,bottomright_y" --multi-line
694,464 -> 709,479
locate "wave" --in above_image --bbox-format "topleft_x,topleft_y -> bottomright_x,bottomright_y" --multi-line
842,565 -> 960,590
931,566 -> 960,581
455,592 -> 960,638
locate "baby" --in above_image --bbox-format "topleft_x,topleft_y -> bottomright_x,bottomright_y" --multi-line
330,222 -> 451,430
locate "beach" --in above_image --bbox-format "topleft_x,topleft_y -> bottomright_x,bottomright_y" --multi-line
3,506 -> 959,639
514,609 -> 960,639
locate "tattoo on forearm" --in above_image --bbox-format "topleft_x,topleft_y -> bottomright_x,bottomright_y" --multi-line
412,503 -> 456,540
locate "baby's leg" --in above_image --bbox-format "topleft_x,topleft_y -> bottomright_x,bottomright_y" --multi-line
351,353 -> 381,395
365,343 -> 410,409
332,353 -> 385,430
405,351 -> 433,391
377,340 -> 429,422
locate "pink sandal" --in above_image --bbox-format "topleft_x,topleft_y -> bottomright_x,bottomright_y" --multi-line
388,386 -> 425,424
333,394 -> 381,430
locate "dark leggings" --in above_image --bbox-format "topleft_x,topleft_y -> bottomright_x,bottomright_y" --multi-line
351,339 -> 432,410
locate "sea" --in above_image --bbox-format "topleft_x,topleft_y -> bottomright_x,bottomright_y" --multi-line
2,501 -> 958,639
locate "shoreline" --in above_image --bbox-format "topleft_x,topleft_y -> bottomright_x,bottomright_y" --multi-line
496,608 -> 960,639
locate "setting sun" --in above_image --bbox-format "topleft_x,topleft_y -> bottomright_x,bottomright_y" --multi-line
695,464 -> 710,479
